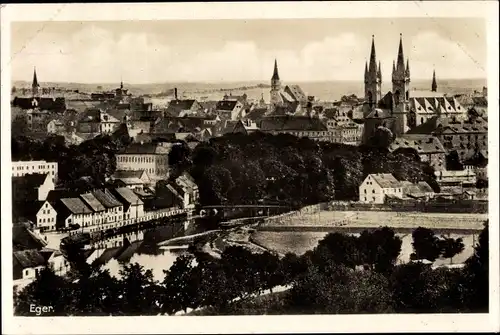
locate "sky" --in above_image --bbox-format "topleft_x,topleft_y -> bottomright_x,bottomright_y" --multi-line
10,18 -> 487,84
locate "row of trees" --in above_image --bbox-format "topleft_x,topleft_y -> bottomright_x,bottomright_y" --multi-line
11,134 -> 131,192
167,132 -> 441,207
13,130 -> 441,207
14,224 -> 488,315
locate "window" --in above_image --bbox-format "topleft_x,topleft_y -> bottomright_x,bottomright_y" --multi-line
372,190 -> 375,194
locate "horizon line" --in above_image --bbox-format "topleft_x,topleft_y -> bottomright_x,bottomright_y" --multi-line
11,77 -> 488,86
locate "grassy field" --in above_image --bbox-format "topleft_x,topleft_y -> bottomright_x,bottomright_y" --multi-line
261,210 -> 487,231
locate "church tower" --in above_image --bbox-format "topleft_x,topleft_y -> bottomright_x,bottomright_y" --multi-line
32,67 -> 40,97
364,35 -> 382,108
391,34 -> 411,136
270,59 -> 283,108
431,69 -> 437,92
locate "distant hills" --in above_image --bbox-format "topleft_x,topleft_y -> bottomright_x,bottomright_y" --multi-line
11,78 -> 486,102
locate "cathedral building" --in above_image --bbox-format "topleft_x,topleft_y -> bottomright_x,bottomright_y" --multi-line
361,34 -> 466,145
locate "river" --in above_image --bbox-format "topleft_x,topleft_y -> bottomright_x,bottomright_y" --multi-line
96,211 -> 486,282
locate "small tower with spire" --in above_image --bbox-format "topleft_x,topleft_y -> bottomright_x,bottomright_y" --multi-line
32,67 -> 40,97
364,35 -> 382,108
391,33 -> 411,136
431,69 -> 438,92
270,59 -> 283,108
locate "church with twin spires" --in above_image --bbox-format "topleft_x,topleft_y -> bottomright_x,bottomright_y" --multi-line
361,33 -> 466,145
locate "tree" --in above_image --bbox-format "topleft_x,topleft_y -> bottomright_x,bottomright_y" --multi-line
411,227 -> 442,262
369,126 -> 394,149
161,254 -> 200,315
118,263 -> 157,315
358,227 -> 402,273
254,251 -> 283,293
168,141 -> 192,176
15,267 -> 73,316
462,222 -> 489,312
390,262 -> 451,312
312,233 -> 359,269
439,236 -> 465,264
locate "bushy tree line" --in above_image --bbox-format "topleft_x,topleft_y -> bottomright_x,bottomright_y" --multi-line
11,134 -> 130,192
171,132 -> 440,207
14,224 -> 488,315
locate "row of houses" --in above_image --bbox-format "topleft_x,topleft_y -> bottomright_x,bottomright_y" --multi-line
11,158 -> 199,233
358,170 -> 483,204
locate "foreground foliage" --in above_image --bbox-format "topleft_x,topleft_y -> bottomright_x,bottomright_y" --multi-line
14,224 -> 488,316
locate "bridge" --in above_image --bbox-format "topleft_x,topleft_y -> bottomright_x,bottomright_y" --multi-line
198,204 -> 291,218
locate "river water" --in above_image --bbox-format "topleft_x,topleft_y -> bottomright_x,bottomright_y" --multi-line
98,214 -> 484,282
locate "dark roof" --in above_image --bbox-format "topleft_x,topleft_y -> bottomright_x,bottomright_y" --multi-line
12,173 -> 48,189
259,116 -> 327,132
13,249 -> 46,269
13,223 -> 48,251
60,198 -> 93,214
472,96 -> 487,107
244,108 -> 268,122
406,116 -> 441,135
390,134 -> 446,154
112,187 -> 144,206
12,200 -> 46,221
166,100 -> 198,116
12,97 -> 66,111
370,173 -> 403,188
113,170 -> 147,179
285,85 -> 307,102
216,100 -> 239,111
92,189 -> 123,208
118,142 -> 172,154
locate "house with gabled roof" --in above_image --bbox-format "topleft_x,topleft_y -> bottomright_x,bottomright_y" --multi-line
359,173 -> 405,204
111,169 -> 151,190
389,134 -> 446,171
215,100 -> 245,121
80,192 -> 107,228
110,187 -> 144,221
53,197 -> 93,230
13,249 -> 47,288
12,173 -> 54,202
165,99 -> 203,117
92,189 -> 124,224
12,200 -> 57,232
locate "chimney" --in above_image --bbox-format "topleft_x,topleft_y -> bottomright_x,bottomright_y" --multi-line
174,88 -> 178,100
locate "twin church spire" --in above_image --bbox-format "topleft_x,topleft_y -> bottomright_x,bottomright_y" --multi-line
364,33 -> 414,106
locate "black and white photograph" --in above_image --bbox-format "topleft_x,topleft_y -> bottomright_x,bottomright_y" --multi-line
1,2 -> 499,334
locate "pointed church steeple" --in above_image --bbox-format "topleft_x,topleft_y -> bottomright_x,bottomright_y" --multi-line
377,61 -> 382,80
364,35 -> 381,105
431,69 -> 438,92
32,67 -> 39,88
406,58 -> 410,77
272,59 -> 280,81
397,33 -> 405,72
32,67 -> 40,96
369,35 -> 377,74
392,60 -> 396,74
